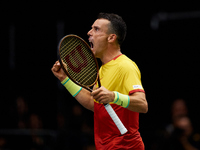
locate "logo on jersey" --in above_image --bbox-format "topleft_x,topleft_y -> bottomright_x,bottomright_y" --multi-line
133,85 -> 142,89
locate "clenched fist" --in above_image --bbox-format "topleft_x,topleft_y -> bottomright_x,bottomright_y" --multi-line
51,60 -> 67,82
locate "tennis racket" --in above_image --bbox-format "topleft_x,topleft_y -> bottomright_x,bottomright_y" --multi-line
58,34 -> 127,135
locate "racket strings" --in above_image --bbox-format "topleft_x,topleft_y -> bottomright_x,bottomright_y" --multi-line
77,62 -> 97,84
60,36 -> 98,87
70,47 -> 97,85
60,38 -> 79,58
61,39 -> 88,69
68,59 -> 96,83
60,39 -> 84,69
60,39 -> 73,51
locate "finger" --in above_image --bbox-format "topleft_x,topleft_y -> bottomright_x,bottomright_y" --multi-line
93,93 -> 102,101
94,94 -> 104,103
55,62 -> 61,71
93,90 -> 105,102
52,61 -> 61,72
91,88 -> 101,96
56,61 -> 60,66
98,96 -> 105,103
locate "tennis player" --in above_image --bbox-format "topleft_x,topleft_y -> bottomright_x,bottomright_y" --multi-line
52,13 -> 148,150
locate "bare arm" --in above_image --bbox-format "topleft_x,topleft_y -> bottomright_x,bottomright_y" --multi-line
51,61 -> 94,111
52,61 -> 148,113
74,88 -> 94,111
91,87 -> 148,113
127,92 -> 148,113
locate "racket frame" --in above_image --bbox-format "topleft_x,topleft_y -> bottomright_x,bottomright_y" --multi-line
58,34 -> 100,91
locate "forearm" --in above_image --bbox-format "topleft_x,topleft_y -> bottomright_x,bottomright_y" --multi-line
74,88 -> 94,111
127,92 -> 148,113
61,77 -> 94,111
113,91 -> 148,113
51,61 -> 94,111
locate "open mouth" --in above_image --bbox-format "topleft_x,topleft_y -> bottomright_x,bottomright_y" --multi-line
89,41 -> 94,50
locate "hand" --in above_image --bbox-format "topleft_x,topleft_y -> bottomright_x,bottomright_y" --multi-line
91,86 -> 115,104
51,60 -> 67,81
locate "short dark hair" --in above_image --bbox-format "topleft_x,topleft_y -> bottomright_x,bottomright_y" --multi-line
98,13 -> 127,46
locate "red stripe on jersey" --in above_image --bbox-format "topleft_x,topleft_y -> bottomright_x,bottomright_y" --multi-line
129,89 -> 145,95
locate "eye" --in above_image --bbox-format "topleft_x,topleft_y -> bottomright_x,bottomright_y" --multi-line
94,27 -> 99,31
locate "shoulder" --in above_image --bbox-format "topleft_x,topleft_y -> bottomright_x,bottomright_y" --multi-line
116,55 -> 140,74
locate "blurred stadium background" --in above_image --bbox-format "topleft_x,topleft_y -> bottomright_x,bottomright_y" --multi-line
0,1 -> 200,149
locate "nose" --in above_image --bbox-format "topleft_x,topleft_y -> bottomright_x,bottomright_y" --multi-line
87,29 -> 92,36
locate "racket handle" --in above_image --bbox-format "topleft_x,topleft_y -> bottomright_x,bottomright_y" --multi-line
104,104 -> 128,135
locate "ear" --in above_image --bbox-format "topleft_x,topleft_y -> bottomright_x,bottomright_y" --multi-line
108,34 -> 117,43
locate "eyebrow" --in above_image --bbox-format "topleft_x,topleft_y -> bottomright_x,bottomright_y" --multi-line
92,25 -> 100,29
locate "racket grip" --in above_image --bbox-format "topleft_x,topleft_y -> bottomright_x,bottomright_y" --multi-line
104,104 -> 128,135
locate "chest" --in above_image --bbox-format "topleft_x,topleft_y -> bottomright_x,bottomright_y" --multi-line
99,66 -> 125,92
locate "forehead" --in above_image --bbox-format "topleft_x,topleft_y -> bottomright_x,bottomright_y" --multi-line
92,19 -> 110,29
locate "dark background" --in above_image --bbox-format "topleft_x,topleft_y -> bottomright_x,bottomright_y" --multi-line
0,1 -> 200,149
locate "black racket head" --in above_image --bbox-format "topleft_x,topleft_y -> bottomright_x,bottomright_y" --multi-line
58,34 -> 99,88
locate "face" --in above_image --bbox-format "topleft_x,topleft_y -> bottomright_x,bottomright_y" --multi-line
87,19 -> 110,58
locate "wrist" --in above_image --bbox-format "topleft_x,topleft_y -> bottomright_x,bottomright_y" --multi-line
61,77 -> 82,97
113,91 -> 130,108
61,76 -> 70,85
111,91 -> 115,102
59,75 -> 67,82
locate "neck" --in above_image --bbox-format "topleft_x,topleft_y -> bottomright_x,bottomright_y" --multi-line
100,45 -> 122,65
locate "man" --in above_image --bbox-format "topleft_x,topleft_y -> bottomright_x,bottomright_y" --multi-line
52,13 -> 148,150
